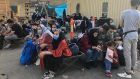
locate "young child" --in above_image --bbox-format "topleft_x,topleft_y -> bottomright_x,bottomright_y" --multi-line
104,41 -> 117,77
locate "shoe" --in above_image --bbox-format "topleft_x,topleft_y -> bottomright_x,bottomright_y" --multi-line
117,73 -> 132,78
130,70 -> 134,75
0,74 -> 8,79
43,76 -> 52,79
42,72 -> 49,79
43,71 -> 54,79
48,73 -> 54,78
49,71 -> 55,75
44,72 -> 49,76
105,72 -> 112,77
4,44 -> 11,49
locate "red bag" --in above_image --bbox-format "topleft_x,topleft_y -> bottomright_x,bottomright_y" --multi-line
113,49 -> 119,64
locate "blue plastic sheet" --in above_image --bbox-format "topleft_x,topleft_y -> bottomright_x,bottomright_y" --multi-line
48,3 -> 67,17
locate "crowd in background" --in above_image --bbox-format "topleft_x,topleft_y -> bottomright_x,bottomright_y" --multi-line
0,12 -> 134,79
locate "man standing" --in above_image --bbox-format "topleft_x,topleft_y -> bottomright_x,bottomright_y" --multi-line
118,0 -> 140,78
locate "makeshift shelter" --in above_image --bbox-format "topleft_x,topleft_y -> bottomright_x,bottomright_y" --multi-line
47,3 -> 67,17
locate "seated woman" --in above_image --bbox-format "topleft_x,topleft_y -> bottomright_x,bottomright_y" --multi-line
79,29 -> 102,69
79,33 -> 91,54
39,29 -> 72,79
39,22 -> 57,70
0,24 -> 7,49
85,28 -> 102,68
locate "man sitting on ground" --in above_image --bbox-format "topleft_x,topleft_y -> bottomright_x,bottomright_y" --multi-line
4,19 -> 24,48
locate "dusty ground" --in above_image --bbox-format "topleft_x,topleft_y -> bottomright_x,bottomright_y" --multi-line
0,47 -> 140,79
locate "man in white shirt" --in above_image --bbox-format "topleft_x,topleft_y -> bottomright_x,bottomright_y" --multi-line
117,0 -> 140,78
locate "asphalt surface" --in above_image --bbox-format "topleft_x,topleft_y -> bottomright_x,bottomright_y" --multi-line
0,47 -> 140,79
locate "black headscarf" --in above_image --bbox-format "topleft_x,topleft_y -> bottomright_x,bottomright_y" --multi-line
88,29 -> 99,46
52,32 -> 65,50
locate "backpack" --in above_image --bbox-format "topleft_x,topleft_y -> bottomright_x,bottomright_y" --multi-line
20,40 -> 38,65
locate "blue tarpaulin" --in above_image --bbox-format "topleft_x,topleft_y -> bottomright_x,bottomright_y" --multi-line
48,3 -> 67,17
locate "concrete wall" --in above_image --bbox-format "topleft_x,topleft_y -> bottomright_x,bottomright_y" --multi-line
108,0 -> 130,25
0,0 -> 8,19
67,0 -> 102,18
0,0 -> 27,19
8,0 -> 27,17
66,0 -> 139,26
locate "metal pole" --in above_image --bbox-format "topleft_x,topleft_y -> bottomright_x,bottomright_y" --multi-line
5,0 -> 7,19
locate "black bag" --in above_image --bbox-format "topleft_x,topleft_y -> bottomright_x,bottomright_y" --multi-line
112,63 -> 119,69
0,35 -> 4,49
137,40 -> 140,51
117,50 -> 125,66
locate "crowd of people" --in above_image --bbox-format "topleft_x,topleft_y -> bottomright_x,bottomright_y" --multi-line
0,0 -> 140,79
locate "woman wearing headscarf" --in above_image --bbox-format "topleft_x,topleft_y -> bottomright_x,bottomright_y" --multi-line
39,29 -> 72,79
85,28 -> 102,69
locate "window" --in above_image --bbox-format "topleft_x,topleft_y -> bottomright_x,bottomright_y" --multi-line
102,2 -> 108,18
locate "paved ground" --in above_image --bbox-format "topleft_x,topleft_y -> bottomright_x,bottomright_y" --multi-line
0,47 -> 140,79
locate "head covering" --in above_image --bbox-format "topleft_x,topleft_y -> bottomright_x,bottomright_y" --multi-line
31,21 -> 40,25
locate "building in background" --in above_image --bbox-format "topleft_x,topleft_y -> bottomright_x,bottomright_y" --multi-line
66,0 -> 133,26
0,0 -> 67,19
0,0 -> 10,19
0,0 -> 139,25
0,0 -> 28,19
